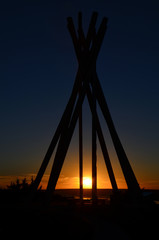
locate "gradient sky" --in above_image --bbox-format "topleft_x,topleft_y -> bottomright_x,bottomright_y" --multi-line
0,0 -> 159,189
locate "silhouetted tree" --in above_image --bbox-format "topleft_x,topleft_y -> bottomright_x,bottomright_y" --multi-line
21,178 -> 28,191
7,179 -> 21,191
31,176 -> 34,185
16,178 -> 21,190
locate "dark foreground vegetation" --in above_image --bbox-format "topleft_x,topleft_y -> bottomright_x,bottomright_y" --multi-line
0,186 -> 158,240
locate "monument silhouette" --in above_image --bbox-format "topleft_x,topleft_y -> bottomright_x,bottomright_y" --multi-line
33,12 -> 141,202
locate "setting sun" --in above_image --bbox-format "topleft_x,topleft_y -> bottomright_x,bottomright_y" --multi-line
83,177 -> 92,189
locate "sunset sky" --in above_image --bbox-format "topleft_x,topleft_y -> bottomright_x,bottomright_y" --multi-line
0,0 -> 159,189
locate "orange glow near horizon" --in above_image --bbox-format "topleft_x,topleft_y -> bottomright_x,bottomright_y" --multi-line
0,174 -> 159,190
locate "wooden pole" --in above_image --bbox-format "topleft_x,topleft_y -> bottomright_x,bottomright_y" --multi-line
46,64 -> 93,196
92,74 -> 140,194
33,66 -> 82,191
79,84 -> 83,200
78,13 -> 83,200
92,85 -> 97,200
86,85 -> 118,191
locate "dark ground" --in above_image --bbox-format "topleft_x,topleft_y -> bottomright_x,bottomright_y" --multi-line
0,190 -> 158,239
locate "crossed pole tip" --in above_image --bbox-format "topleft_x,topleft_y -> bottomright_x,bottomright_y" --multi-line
67,12 -> 108,36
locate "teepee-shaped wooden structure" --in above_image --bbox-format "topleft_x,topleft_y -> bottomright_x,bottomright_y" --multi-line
33,12 -> 141,201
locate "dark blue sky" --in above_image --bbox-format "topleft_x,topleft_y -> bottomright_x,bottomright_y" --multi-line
0,0 -> 159,188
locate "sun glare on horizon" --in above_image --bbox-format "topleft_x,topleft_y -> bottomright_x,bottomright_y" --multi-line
83,177 -> 92,189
